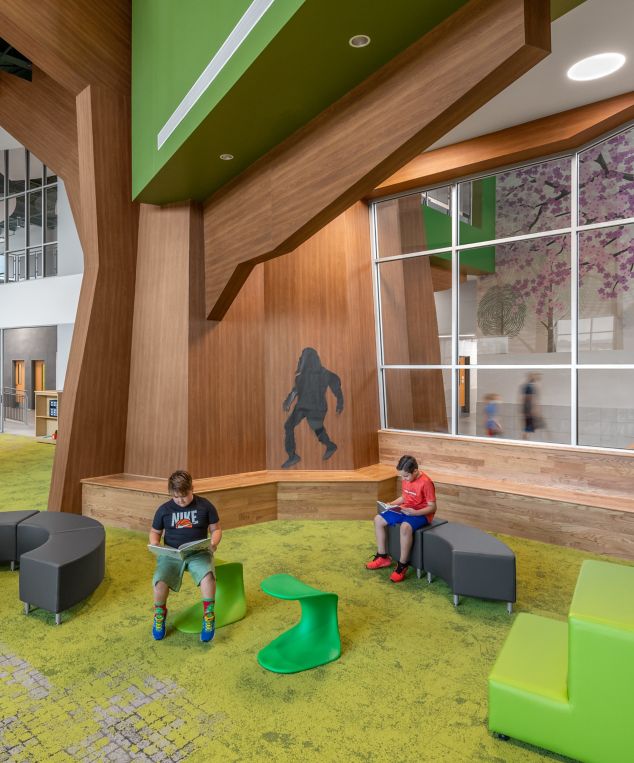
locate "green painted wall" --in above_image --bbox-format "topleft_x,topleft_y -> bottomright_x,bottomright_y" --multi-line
132,0 -> 305,199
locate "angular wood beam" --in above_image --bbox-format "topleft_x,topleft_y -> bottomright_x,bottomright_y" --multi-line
48,86 -> 139,514
0,68 -> 78,185
370,91 -> 634,198
0,1 -> 130,95
203,0 -> 551,320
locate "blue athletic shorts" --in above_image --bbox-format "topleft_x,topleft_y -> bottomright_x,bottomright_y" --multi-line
380,509 -> 430,531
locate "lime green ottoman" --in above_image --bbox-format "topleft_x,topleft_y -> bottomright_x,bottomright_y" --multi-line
257,574 -> 341,674
173,559 -> 246,632
489,560 -> 634,763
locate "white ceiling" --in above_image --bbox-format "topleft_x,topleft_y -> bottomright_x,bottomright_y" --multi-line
430,0 -> 634,150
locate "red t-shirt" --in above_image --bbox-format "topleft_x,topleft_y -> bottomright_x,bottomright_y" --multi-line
401,471 -> 436,522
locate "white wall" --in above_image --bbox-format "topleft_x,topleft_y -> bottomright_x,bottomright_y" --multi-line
0,274 -> 82,328
56,180 -> 83,276
56,323 -> 74,389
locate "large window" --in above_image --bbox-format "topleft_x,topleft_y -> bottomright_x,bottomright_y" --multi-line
1,148 -> 58,283
371,123 -> 634,451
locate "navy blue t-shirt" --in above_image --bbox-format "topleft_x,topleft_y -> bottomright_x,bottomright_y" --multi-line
152,495 -> 219,549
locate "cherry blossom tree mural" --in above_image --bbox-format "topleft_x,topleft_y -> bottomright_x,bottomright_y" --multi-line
476,125 -> 634,353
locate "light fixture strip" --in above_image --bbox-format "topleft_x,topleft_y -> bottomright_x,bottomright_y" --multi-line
157,0 -> 275,150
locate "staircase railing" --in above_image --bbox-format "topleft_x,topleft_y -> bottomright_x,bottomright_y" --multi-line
3,386 -> 29,424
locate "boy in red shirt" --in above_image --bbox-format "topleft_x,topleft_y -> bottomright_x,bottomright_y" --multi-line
366,455 -> 436,582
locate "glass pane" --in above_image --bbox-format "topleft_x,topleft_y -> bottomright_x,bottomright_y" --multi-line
578,224 -> 634,363
0,253 -> 4,281
7,148 -> 26,195
384,368 -> 451,433
375,187 -> 453,257
44,243 -> 57,277
45,165 -> 57,185
28,191 -> 43,247
27,247 -> 43,279
459,157 -> 571,244
0,205 -> 5,256
6,194 -> 26,251
457,368 -> 571,444
578,370 -> 634,449
579,125 -> 634,226
45,186 -> 57,242
379,255 -> 451,365
7,251 -> 26,282
28,153 -> 43,189
459,235 -> 571,362
0,151 -> 6,199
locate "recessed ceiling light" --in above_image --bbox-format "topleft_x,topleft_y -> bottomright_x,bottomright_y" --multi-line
349,34 -> 371,48
219,153 -> 234,161
567,52 -> 625,81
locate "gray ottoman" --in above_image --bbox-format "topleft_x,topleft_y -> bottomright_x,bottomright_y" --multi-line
386,517 -> 448,577
16,512 -> 105,624
422,522 -> 516,611
0,510 -> 39,570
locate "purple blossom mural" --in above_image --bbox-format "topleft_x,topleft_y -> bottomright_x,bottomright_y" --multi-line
478,127 -> 634,353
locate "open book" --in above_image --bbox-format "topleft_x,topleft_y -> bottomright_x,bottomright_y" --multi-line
377,501 -> 400,513
148,537 -> 212,561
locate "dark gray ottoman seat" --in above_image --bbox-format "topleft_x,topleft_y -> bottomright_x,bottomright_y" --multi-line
422,522 -> 516,612
0,510 -> 39,570
16,512 -> 105,624
386,518 -> 448,578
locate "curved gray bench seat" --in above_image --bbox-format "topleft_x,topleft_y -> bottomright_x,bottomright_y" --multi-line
0,510 -> 39,570
11,511 -> 105,624
386,518 -> 448,578
422,522 -> 516,611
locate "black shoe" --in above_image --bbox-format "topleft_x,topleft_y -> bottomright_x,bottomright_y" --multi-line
281,454 -> 301,469
323,443 -> 337,460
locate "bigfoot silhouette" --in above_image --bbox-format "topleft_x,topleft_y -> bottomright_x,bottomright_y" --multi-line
281,347 -> 344,469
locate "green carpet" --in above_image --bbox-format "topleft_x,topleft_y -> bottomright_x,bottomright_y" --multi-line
0,434 -> 629,762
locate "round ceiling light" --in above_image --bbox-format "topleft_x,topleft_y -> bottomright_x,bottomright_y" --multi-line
219,153 -> 234,161
349,34 -> 371,48
567,52 -> 625,81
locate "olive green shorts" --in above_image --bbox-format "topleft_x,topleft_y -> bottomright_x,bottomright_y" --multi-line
152,551 -> 215,593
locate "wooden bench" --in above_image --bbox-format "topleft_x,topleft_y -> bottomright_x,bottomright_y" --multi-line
379,431 -> 634,560
82,465 -> 397,533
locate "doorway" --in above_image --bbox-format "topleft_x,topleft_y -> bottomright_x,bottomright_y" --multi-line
33,360 -> 45,393
13,360 -> 25,403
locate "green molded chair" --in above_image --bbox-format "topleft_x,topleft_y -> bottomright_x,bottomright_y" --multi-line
257,574 -> 341,674
489,560 -> 634,763
173,559 -> 246,632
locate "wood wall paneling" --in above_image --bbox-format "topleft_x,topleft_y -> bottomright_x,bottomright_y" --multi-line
187,209 -> 267,479
371,92 -> 634,198
378,431 -> 634,505
49,86 -> 138,513
204,0 -> 551,320
263,203 -> 379,471
124,203 -> 191,477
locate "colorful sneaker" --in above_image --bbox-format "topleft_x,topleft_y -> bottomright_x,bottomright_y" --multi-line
365,553 -> 392,570
200,610 -> 216,643
152,606 -> 167,640
390,564 -> 409,583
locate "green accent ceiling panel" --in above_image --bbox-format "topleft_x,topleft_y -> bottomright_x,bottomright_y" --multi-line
132,0 -> 469,203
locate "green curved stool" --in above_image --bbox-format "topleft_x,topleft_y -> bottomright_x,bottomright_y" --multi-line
257,574 -> 341,674
173,559 -> 246,632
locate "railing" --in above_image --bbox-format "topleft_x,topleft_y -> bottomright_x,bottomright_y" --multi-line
3,387 -> 29,424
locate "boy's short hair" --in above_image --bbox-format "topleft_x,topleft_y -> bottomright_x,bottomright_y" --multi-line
396,455 -> 418,474
168,470 -> 193,495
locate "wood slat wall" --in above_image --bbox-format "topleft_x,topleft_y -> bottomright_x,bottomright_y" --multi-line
82,468 -> 397,530
378,431 -> 634,499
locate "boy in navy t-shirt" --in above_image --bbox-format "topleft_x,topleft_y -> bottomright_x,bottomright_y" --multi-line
149,470 -> 222,643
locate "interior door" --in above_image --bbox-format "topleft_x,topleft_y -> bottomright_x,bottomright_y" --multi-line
13,360 -> 25,403
34,360 -> 45,392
